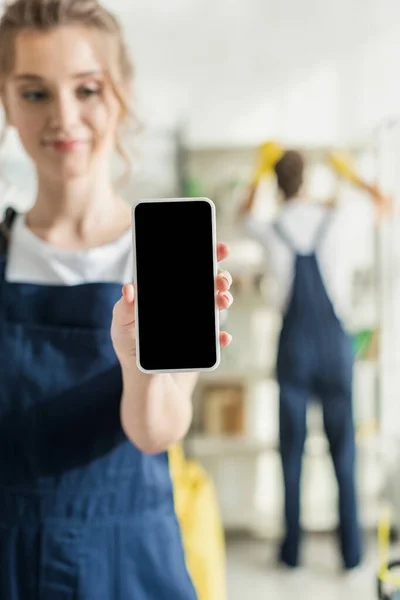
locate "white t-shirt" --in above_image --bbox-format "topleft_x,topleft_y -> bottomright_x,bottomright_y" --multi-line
5,213 -> 228,324
244,199 -> 374,327
6,214 -> 133,285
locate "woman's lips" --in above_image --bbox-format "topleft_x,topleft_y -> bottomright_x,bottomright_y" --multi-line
45,140 -> 86,152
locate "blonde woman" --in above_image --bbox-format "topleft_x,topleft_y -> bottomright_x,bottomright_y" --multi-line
0,1 -> 233,598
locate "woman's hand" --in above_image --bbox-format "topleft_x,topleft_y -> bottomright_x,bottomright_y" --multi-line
111,242 -> 234,369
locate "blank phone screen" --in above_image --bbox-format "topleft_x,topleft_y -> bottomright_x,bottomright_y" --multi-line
134,199 -> 218,372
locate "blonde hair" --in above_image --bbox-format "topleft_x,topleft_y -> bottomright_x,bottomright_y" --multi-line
0,0 -> 136,184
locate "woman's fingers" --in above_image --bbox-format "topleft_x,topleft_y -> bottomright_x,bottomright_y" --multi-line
220,331 -> 233,347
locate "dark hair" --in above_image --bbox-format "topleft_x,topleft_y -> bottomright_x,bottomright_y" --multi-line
274,150 -> 304,200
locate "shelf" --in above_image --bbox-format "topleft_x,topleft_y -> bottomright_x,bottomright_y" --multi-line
198,369 -> 274,384
186,435 -> 273,457
222,509 -> 282,537
187,431 -> 380,458
184,142 -> 367,154
220,501 -> 381,535
196,360 -> 376,386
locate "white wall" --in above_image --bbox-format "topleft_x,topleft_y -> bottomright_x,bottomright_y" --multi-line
338,22 -> 400,143
103,0 -> 400,147
2,0 -> 400,159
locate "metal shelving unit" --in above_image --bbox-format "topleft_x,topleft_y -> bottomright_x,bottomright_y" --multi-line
182,142 -> 383,535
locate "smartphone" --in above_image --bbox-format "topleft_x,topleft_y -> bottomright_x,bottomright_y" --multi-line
132,198 -> 220,373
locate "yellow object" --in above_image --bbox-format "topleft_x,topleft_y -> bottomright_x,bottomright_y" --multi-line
378,505 -> 400,587
253,141 -> 285,184
169,444 -> 227,600
329,150 -> 392,218
328,151 -> 361,185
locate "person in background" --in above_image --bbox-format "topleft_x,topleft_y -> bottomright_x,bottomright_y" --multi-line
0,0 -> 233,598
238,148 -> 384,572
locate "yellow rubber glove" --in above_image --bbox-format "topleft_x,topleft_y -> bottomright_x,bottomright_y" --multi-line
329,151 -> 392,218
253,141 -> 284,184
328,151 -> 361,185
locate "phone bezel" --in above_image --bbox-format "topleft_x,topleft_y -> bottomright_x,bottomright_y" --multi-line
132,197 -> 221,374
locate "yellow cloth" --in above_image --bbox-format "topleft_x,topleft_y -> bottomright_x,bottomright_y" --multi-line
253,141 -> 285,184
169,444 -> 227,600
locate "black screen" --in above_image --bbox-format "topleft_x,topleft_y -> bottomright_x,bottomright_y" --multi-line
134,199 -> 218,371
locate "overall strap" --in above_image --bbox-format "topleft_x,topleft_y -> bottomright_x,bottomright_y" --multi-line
312,207 -> 335,250
0,207 -> 18,258
272,221 -> 296,252
273,207 -> 335,254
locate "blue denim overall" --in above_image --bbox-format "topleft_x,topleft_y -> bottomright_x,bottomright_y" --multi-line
0,208 -> 197,599
274,211 -> 361,569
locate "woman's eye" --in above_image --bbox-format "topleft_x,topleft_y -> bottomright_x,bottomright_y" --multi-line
22,89 -> 49,102
77,86 -> 101,99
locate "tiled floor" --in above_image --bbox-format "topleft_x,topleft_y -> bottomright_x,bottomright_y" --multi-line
226,533 -> 383,600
